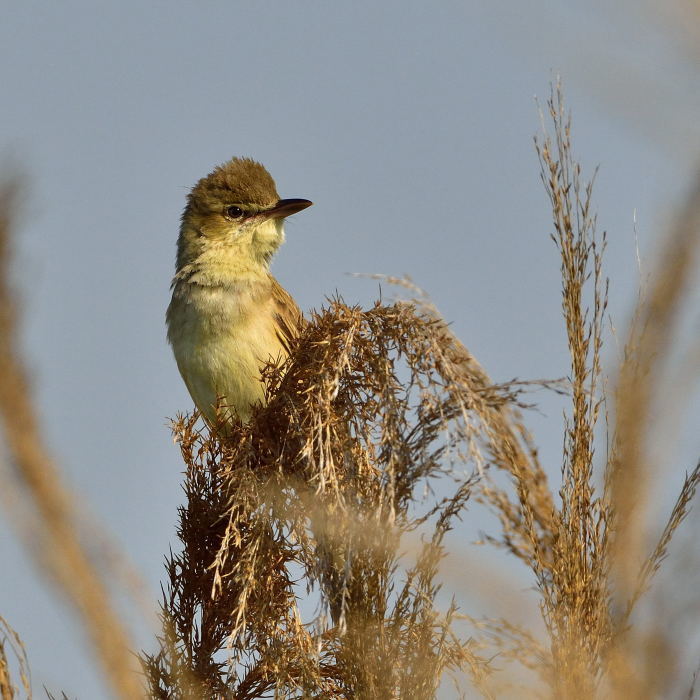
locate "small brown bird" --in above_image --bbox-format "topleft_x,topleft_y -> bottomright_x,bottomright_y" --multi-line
166,157 -> 312,425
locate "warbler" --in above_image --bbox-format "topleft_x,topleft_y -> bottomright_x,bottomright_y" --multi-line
166,157 -> 312,426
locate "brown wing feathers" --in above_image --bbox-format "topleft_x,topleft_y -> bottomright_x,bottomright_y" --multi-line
269,275 -> 304,355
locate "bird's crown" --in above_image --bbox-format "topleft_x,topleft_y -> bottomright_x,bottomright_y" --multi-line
187,157 -> 280,213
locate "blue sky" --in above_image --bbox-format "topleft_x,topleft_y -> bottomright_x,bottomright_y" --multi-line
1,2 -> 698,697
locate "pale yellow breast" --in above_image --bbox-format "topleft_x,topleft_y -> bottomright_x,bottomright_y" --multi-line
167,280 -> 286,425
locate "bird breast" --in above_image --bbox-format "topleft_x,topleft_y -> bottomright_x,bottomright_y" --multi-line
167,279 -> 285,424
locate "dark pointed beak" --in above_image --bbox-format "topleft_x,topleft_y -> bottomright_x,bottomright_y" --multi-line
261,198 -> 313,220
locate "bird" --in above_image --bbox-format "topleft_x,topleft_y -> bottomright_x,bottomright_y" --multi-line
167,159 -> 350,622
166,157 -> 312,427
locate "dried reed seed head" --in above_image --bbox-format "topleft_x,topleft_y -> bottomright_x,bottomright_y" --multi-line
187,156 -> 280,213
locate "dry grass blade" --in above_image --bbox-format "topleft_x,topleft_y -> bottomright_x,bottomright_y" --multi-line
603,166 -> 700,697
0,616 -> 31,700
625,458 -> 700,617
451,81 -> 616,696
609,166 -> 700,596
0,180 -> 144,700
531,82 -> 611,695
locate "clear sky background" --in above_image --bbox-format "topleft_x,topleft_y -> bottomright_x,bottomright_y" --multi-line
1,2 -> 698,698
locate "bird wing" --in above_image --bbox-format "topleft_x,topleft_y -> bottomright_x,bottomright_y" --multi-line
269,274 -> 304,355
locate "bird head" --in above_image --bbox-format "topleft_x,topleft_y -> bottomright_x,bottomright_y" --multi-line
176,157 -> 312,272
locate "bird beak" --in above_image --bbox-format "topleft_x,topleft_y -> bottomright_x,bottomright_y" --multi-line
259,198 -> 313,221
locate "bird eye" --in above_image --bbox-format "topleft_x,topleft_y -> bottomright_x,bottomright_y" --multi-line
225,205 -> 245,219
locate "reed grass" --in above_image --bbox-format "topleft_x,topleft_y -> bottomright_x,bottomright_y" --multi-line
0,81 -> 698,699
